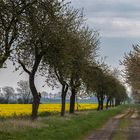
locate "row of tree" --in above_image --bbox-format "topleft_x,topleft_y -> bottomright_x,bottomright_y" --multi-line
0,0 -> 128,120
82,66 -> 128,110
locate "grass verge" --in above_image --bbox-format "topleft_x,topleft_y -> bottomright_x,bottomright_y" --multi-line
0,105 -> 128,140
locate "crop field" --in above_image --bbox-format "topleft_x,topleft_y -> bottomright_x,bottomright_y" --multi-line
0,103 -> 99,117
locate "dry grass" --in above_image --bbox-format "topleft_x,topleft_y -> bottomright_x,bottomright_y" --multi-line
0,118 -> 43,132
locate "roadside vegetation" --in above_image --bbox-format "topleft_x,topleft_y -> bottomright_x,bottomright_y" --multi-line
0,105 -> 127,140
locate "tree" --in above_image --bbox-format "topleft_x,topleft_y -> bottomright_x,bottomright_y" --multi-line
131,88 -> 140,103
16,80 -> 32,104
82,63 -> 105,110
41,91 -> 49,99
82,61 -> 127,110
41,5 -> 86,116
2,86 -> 15,103
95,72 -> 108,110
105,77 -> 117,109
15,0 -> 72,119
104,71 -> 119,109
69,28 -> 99,114
123,45 -> 140,102
114,82 -> 127,106
0,0 -> 35,68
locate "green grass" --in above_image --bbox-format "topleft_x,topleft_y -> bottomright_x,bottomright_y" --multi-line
0,105 -> 128,140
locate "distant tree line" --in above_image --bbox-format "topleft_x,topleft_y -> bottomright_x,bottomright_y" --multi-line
0,80 -> 62,104
0,80 -> 33,104
0,0 -> 128,120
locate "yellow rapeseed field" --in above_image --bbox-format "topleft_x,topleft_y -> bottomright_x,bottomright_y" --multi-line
0,104 -> 98,117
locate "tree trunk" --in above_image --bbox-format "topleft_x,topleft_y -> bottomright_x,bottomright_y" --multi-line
61,84 -> 68,116
61,93 -> 66,116
97,96 -> 101,111
111,99 -> 114,107
32,96 -> 40,120
97,95 -> 104,111
100,96 -> 104,110
115,99 -> 120,106
76,95 -> 79,111
18,49 -> 43,120
29,74 -> 41,120
106,98 -> 110,109
109,100 -> 112,107
69,88 -> 76,114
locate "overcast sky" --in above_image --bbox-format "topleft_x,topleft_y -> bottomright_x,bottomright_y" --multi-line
0,0 -> 140,92
70,0 -> 140,66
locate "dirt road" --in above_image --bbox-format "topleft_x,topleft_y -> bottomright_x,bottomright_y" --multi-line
85,107 -> 140,140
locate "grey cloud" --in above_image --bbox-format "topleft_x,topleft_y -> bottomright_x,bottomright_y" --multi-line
70,0 -> 140,11
87,17 -> 140,38
99,36 -> 140,68
67,0 -> 140,69
70,0 -> 140,19
67,0 -> 140,38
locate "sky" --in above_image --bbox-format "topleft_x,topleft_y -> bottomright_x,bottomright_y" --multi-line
70,0 -> 140,67
0,0 -> 140,92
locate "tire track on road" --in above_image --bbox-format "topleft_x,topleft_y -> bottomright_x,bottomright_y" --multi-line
85,107 -> 139,140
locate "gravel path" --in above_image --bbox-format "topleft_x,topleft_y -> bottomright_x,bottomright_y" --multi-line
85,107 -> 139,140
86,119 -> 119,140
128,119 -> 140,140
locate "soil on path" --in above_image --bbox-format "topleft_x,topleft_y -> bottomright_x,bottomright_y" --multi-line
85,107 -> 140,140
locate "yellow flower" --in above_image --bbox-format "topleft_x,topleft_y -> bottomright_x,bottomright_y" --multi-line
0,103 -> 99,117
